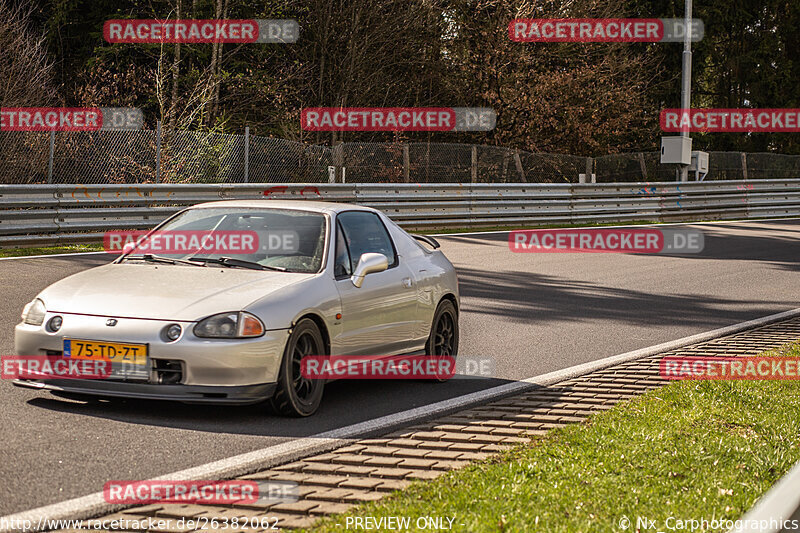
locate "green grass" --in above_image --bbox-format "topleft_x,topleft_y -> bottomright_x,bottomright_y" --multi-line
306,343 -> 800,532
0,243 -> 105,258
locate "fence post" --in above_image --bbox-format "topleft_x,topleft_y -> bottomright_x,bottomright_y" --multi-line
741,152 -> 748,180
513,150 -> 527,183
244,126 -> 249,183
471,145 -> 478,183
638,152 -> 648,179
586,157 -> 594,183
47,131 -> 55,184
155,120 -> 162,183
333,141 -> 343,183
402,143 -> 410,183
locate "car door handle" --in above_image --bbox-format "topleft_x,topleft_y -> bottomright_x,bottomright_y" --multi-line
402,277 -> 413,288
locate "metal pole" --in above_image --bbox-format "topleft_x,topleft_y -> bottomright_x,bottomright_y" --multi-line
402,143 -> 410,183
585,157 -> 593,183
470,145 -> 477,183
244,126 -> 249,183
47,131 -> 55,184
741,152 -> 748,180
679,0 -> 693,182
513,150 -> 527,183
333,141 -> 343,183
155,121 -> 162,183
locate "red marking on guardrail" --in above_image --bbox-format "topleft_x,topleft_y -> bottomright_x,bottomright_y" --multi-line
299,186 -> 322,197
263,185 -> 288,197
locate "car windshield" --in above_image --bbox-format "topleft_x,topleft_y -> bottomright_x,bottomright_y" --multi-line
123,207 -> 327,274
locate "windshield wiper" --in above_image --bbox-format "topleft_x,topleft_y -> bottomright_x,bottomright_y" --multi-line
188,256 -> 288,272
123,254 -> 205,267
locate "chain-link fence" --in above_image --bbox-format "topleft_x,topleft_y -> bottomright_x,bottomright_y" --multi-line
2,129 -> 800,184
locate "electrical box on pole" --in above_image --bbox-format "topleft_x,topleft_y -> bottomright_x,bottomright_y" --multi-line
661,136 -> 692,165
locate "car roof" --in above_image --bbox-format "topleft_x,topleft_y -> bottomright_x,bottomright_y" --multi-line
189,199 -> 377,214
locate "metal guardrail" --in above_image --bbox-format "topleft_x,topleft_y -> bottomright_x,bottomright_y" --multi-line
1,179 -> 799,247
730,457 -> 800,533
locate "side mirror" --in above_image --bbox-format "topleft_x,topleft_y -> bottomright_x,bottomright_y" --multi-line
351,253 -> 389,288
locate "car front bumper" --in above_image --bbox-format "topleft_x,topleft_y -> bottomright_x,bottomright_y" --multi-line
14,312 -> 290,402
12,378 -> 276,404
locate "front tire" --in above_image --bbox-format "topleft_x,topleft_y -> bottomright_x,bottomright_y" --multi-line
424,299 -> 459,382
270,319 -> 325,417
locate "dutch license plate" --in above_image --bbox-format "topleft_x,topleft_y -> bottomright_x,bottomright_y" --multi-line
63,339 -> 148,366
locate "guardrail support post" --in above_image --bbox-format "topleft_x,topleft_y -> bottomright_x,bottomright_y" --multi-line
155,121 -> 162,183
244,126 -> 250,183
47,131 -> 55,184
402,143 -> 410,183
471,145 -> 478,183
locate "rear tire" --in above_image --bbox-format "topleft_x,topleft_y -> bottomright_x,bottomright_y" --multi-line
270,319 -> 325,417
424,299 -> 459,382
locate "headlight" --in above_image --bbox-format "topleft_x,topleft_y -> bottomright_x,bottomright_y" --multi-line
22,299 -> 46,326
193,312 -> 265,338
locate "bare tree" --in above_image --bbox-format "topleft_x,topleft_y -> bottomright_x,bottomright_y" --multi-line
0,2 -> 56,106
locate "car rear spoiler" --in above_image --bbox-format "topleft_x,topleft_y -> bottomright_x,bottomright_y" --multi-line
411,234 -> 440,249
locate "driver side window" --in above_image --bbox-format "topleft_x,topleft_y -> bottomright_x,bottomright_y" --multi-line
335,211 -> 397,278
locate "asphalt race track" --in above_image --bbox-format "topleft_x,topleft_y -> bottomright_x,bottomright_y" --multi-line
1,219 -> 799,516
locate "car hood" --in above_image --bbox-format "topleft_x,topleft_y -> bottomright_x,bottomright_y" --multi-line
39,263 -> 314,321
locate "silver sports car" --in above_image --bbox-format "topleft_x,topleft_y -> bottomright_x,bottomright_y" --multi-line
14,201 -> 460,416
